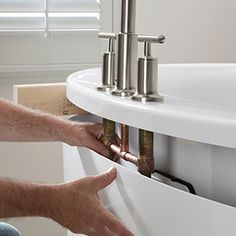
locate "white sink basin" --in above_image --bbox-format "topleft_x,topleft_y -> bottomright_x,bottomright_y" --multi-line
65,64 -> 236,236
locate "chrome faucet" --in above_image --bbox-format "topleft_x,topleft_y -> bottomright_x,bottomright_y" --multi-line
97,0 -> 165,101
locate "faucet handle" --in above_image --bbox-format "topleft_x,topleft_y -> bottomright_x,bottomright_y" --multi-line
98,32 -> 117,52
98,32 -> 117,40
138,35 -> 166,57
138,35 -> 166,44
97,32 -> 117,92
131,35 -> 165,102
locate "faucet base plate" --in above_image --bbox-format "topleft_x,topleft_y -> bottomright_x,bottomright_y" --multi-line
96,85 -> 115,92
111,89 -> 135,97
131,94 -> 163,102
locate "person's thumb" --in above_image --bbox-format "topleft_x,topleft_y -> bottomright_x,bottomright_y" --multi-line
94,167 -> 117,192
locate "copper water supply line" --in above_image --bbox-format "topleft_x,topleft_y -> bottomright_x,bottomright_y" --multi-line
102,118 -> 154,177
120,123 -> 129,152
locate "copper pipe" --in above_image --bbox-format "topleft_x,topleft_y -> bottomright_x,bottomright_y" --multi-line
102,119 -> 154,177
120,124 -> 129,152
138,129 -> 155,177
124,152 -> 138,165
109,143 -> 138,165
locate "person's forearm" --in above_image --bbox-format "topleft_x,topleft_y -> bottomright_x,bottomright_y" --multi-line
0,98 -> 70,142
0,178 -> 54,219
0,170 -> 134,235
0,98 -> 111,157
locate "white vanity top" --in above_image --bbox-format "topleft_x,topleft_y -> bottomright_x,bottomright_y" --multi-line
67,64 -> 236,149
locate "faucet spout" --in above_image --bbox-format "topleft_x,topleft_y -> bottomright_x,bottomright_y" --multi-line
121,0 -> 136,33
111,0 -> 138,97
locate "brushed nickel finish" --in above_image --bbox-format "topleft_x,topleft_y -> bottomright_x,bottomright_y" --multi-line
137,35 -> 166,44
121,0 -> 136,33
98,0 -> 166,100
97,33 -> 116,92
132,35 -> 166,102
111,0 -> 137,97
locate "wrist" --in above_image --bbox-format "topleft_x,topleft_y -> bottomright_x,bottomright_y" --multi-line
17,182 -> 58,218
42,114 -> 74,144
44,115 -> 68,143
0,178 -> 58,219
55,119 -> 81,146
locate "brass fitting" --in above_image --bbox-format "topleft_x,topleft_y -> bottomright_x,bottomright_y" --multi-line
103,118 -> 116,146
138,129 -> 155,177
102,120 -> 154,178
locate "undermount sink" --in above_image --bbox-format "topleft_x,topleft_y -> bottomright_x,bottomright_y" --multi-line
64,64 -> 236,236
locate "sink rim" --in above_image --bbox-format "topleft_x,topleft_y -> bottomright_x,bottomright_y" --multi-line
67,64 -> 236,149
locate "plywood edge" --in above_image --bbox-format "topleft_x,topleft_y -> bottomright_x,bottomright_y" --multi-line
13,83 -> 89,116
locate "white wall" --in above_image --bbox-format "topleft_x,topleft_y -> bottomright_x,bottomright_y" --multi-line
138,0 -> 236,63
114,0 -> 236,63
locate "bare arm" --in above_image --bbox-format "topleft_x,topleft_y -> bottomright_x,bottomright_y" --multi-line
0,168 -> 133,236
0,98 -> 110,157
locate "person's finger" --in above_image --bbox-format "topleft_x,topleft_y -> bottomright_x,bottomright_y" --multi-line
93,226 -> 113,236
90,123 -> 104,139
87,223 -> 113,236
102,210 -> 134,236
93,167 -> 117,192
87,136 -> 111,158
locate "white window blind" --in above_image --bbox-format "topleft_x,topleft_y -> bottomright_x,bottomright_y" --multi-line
0,0 -> 113,80
0,0 -> 101,33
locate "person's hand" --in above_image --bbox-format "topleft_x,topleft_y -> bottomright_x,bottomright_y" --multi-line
61,121 -> 111,158
49,167 -> 134,236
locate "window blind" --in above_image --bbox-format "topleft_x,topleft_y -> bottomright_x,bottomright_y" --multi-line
0,0 -> 101,33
